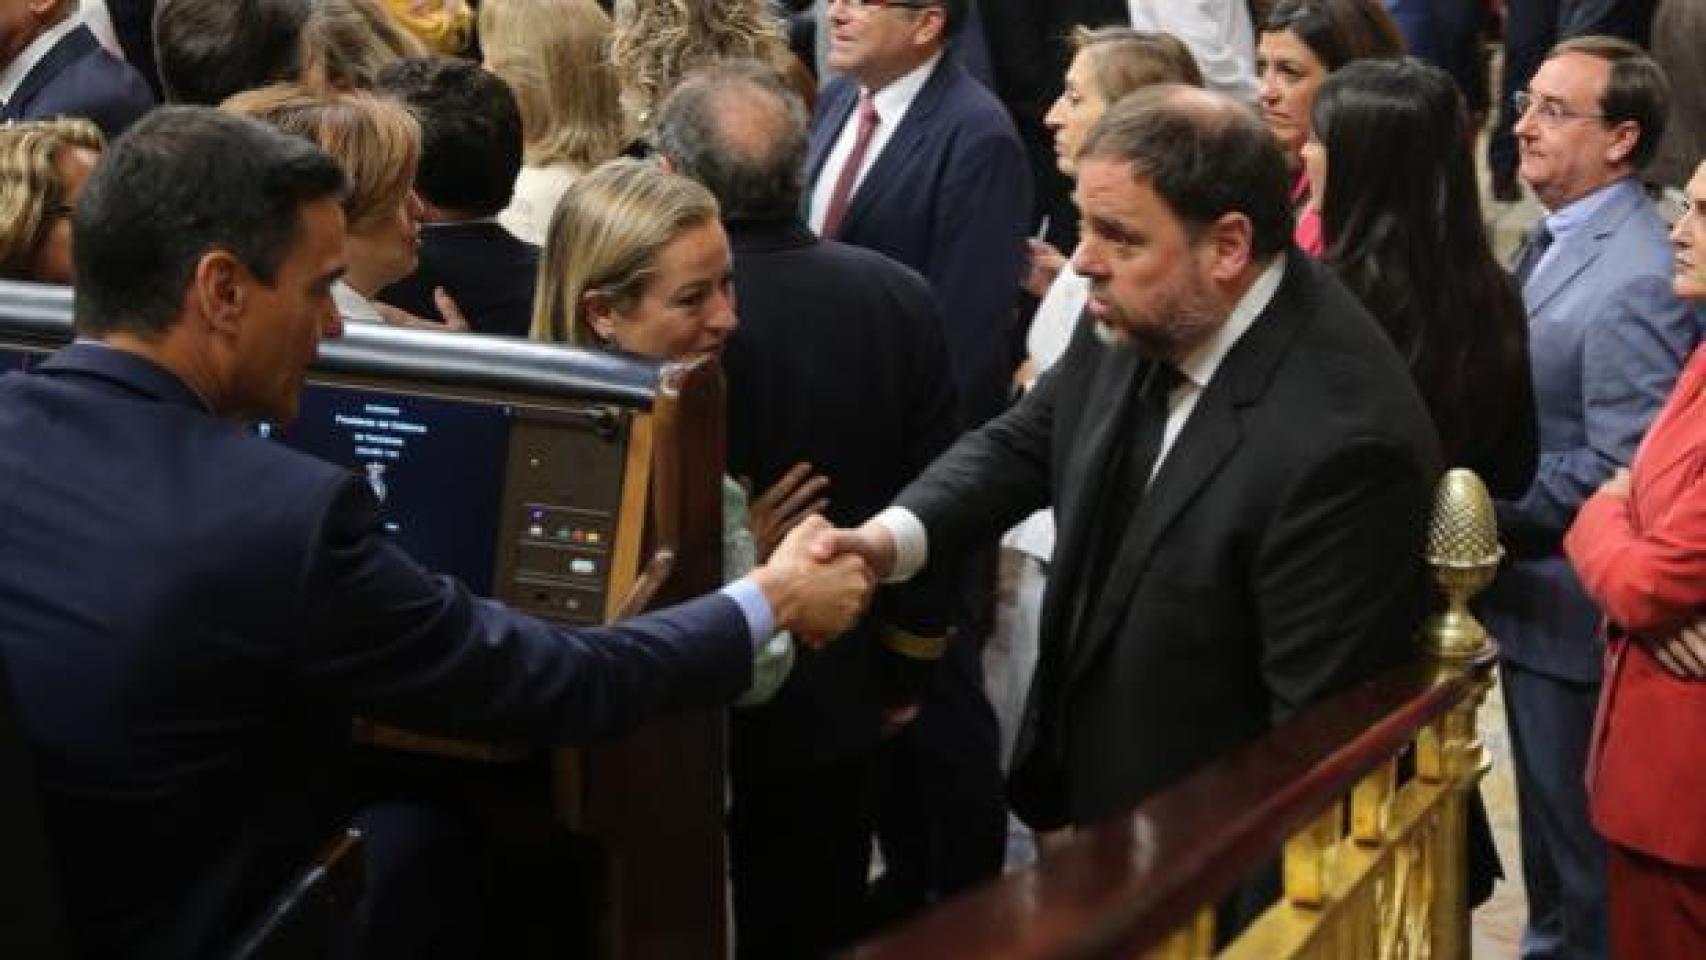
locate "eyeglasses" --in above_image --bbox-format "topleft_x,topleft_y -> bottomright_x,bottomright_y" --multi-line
1513,91 -> 1607,127
830,0 -> 940,13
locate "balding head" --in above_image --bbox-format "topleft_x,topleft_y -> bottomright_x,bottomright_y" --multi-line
654,60 -> 809,222
1080,85 -> 1292,260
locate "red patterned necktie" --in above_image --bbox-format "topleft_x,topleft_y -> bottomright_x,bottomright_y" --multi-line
820,91 -> 881,238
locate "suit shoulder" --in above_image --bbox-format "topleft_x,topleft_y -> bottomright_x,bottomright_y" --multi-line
817,239 -> 936,299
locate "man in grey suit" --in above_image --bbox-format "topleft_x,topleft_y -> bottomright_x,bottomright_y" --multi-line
1483,36 -> 1698,960
814,85 -> 1440,839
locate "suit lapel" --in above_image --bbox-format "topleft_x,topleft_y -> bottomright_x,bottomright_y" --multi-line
1525,184 -> 1644,314
4,27 -> 89,118
806,82 -> 857,191
1062,253 -> 1310,684
1046,330 -> 1142,660
831,56 -> 956,239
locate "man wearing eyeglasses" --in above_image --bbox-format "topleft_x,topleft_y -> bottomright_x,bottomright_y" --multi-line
1482,35 -> 1699,960
806,0 -> 1030,930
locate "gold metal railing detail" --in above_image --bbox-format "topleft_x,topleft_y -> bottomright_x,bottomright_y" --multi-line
1147,469 -> 1500,960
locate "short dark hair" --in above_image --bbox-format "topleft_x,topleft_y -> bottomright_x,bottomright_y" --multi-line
374,56 -> 524,217
1550,35 -> 1670,171
72,106 -> 348,336
154,0 -> 313,105
1261,0 -> 1405,72
1078,86 -> 1292,259
654,61 -> 807,221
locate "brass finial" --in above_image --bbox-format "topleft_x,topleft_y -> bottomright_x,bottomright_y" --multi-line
1421,468 -> 1503,660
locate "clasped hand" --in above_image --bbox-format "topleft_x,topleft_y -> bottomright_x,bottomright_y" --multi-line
761,517 -> 874,648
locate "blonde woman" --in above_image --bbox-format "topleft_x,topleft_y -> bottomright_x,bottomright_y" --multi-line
610,0 -> 808,137
0,119 -> 104,283
533,159 -> 814,703
481,0 -> 627,245
222,84 -> 427,324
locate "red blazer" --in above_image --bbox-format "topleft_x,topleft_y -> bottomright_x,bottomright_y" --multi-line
1566,345 -> 1706,865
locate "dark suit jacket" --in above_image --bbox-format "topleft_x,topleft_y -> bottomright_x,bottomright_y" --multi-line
378,220 -> 540,338
0,24 -> 154,137
0,344 -> 751,958
807,52 -> 1030,427
721,218 -> 960,777
894,250 -> 1441,826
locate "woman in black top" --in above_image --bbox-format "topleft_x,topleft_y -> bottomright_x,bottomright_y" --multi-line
1307,56 -> 1538,499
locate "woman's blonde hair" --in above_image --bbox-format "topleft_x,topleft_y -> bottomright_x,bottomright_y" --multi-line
0,119 -> 104,280
1072,26 -> 1205,102
611,0 -> 789,130
222,83 -> 421,232
480,0 -> 626,169
531,158 -> 719,345
300,0 -> 429,93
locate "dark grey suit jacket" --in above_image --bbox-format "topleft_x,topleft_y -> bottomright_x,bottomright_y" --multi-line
894,249 -> 1441,827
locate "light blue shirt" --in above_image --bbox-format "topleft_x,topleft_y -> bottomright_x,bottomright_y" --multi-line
718,578 -> 775,650
1532,178 -> 1641,286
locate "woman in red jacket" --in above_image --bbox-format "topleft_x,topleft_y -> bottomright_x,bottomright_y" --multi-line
1564,158 -> 1706,959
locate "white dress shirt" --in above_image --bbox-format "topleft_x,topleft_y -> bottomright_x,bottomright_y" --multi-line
878,255 -> 1287,580
808,52 -> 943,235
1126,0 -> 1258,104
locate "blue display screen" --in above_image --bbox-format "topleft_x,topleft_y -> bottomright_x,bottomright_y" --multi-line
265,384 -> 512,595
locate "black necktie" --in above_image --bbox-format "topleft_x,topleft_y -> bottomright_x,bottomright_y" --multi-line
1080,360 -> 1182,609
1513,220 -> 1554,287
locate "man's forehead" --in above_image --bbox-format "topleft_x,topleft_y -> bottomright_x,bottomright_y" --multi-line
1534,52 -> 1610,100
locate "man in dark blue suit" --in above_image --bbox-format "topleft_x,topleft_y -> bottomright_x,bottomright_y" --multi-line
0,106 -> 872,959
807,0 -> 1029,429
807,0 -> 1030,917
658,61 -> 962,958
375,56 -> 540,338
0,0 -> 154,136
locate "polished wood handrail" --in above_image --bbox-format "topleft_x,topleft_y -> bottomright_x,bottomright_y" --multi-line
847,649 -> 1496,960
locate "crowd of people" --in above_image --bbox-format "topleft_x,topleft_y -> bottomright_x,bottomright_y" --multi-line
0,0 -> 1704,958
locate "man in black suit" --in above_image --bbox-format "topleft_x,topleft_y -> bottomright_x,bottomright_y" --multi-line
376,56 -> 539,338
0,106 -> 872,958
0,0 -> 153,136
816,86 -> 1441,832
808,0 -> 1029,914
655,61 -> 961,959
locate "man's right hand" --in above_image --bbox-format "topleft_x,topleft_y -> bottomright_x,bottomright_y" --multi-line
753,517 -> 874,649
807,520 -> 898,581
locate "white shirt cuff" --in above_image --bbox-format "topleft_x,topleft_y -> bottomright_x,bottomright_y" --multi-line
872,506 -> 928,583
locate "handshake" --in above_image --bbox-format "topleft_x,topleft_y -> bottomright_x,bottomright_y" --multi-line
748,516 -> 901,648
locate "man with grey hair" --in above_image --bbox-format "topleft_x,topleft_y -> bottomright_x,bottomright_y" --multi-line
657,60 -> 964,958
0,0 -> 153,134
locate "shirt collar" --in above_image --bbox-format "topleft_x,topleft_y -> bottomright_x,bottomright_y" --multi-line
1174,254 -> 1285,390
333,280 -> 385,324
866,50 -> 941,122
0,12 -> 82,106
1542,176 -> 1637,243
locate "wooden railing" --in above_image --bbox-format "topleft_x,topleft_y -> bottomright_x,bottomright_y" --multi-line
846,647 -> 1496,960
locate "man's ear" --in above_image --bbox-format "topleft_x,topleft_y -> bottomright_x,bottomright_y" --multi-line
579,289 -> 617,344
191,250 -> 249,340
913,6 -> 949,48
1605,120 -> 1641,168
1202,212 -> 1255,284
